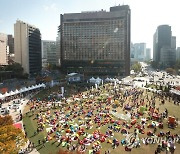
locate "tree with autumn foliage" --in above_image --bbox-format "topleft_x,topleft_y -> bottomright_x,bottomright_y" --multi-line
0,115 -> 13,126
165,67 -> 176,75
0,115 -> 27,154
43,76 -> 52,83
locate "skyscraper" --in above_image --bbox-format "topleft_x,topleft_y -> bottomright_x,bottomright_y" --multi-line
171,36 -> 176,49
160,46 -> 176,67
56,26 -> 61,66
153,25 -> 172,63
145,48 -> 151,61
176,47 -> 180,60
7,35 -> 14,54
59,5 -> 131,76
133,43 -> 146,62
42,40 -> 56,67
153,25 -> 176,68
14,20 -> 42,75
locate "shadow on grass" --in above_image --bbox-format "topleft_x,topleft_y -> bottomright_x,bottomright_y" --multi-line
51,140 -> 57,145
35,143 -> 42,148
37,145 -> 45,151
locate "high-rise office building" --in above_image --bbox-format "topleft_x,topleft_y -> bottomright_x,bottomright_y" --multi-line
171,36 -> 176,49
160,46 -> 176,67
145,48 -> 151,61
14,20 -> 42,75
130,43 -> 135,59
42,40 -> 56,67
133,43 -> 146,62
0,33 -> 9,65
153,25 -> 172,63
59,5 -> 131,76
7,35 -> 14,54
153,25 -> 176,68
56,26 -> 61,66
176,47 -> 180,60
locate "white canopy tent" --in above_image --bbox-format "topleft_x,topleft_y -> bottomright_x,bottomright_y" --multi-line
3,92 -> 10,97
0,83 -> 46,99
170,89 -> 180,96
105,77 -> 110,82
95,77 -> 102,84
9,90 -> 15,96
89,77 -> 96,83
14,89 -> 20,95
0,93 -> 4,100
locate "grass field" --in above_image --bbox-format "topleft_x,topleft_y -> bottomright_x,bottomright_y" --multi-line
22,84 -> 180,154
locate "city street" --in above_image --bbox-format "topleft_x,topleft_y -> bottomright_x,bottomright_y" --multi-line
123,62 -> 180,90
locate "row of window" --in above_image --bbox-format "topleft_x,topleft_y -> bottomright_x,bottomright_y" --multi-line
63,52 -> 125,60
64,20 -> 124,27
63,28 -> 125,34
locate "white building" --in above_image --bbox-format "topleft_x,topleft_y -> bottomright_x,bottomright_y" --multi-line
56,26 -> 61,66
14,20 -> 42,75
0,33 -> 9,65
133,43 -> 146,62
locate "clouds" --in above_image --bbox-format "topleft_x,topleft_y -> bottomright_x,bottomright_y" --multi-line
43,3 -> 58,12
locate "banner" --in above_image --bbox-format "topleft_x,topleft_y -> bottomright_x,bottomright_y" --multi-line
61,87 -> 64,95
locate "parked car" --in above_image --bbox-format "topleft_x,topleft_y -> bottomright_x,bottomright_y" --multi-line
12,104 -> 20,110
149,78 -> 154,82
7,104 -> 12,110
0,107 -> 10,115
13,99 -> 22,105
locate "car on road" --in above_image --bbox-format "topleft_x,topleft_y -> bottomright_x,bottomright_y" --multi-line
137,79 -> 144,82
12,104 -> 20,110
13,99 -> 23,106
0,107 -> 9,115
149,78 -> 154,82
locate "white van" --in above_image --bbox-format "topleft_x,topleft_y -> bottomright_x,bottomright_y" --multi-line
13,99 -> 22,105
12,104 -> 20,110
0,107 -> 10,115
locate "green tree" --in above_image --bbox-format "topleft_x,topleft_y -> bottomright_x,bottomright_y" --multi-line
131,62 -> 142,73
150,61 -> 159,69
43,76 -> 52,82
4,62 -> 24,78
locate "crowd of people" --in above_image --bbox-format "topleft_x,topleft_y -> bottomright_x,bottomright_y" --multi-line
24,82 -> 180,154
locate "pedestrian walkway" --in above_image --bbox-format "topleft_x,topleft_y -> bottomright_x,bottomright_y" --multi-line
5,95 -> 40,154
18,120 -> 40,154
29,149 -> 39,154
20,97 -> 40,154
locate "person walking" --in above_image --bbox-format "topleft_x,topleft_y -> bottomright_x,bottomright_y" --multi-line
42,138 -> 46,147
38,139 -> 41,145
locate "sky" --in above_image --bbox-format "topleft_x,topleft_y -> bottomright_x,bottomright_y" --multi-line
0,0 -> 180,51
